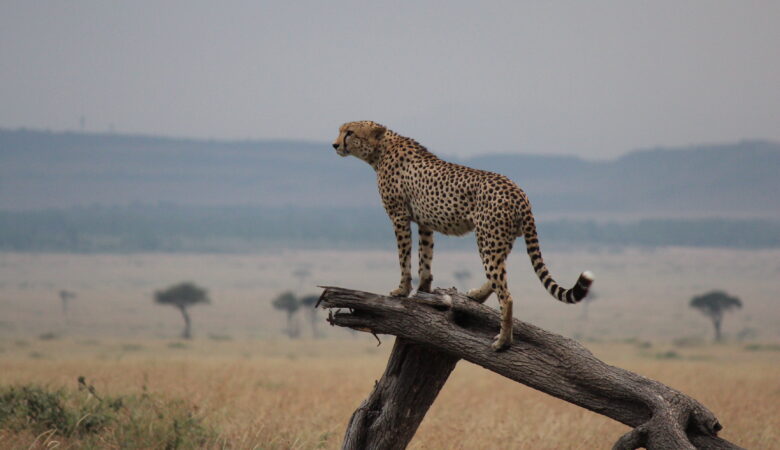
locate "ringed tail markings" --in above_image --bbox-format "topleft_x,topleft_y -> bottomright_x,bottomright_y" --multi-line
520,205 -> 593,304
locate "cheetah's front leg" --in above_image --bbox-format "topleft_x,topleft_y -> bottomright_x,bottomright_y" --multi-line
417,226 -> 434,293
389,217 -> 412,297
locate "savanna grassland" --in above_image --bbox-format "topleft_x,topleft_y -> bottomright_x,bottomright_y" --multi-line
1,248 -> 779,448
0,339 -> 778,449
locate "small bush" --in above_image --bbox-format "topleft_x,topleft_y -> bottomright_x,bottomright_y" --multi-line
0,385 -> 111,436
673,336 -> 706,348
120,343 -> 144,352
744,343 -> 780,352
0,382 -> 213,448
208,333 -> 232,341
38,332 -> 59,341
654,351 -> 682,360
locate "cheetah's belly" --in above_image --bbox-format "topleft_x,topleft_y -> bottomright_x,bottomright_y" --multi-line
408,199 -> 474,236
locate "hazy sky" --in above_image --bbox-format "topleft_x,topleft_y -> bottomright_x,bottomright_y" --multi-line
1,1 -> 779,158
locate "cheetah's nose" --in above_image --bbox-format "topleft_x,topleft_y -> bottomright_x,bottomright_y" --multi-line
332,143 -> 339,149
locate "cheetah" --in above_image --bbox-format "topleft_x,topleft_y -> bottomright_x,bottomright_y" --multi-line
331,121 -> 593,351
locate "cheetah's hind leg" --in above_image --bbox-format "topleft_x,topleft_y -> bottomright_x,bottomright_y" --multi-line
474,223 -> 515,351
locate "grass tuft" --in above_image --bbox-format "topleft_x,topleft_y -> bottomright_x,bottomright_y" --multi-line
208,334 -> 233,341
653,350 -> 682,360
167,342 -> 189,350
38,332 -> 60,341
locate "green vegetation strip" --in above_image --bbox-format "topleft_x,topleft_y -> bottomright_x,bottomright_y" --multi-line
0,381 -> 213,448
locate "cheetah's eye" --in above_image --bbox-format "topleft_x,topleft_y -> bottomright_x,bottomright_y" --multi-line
345,130 -> 354,137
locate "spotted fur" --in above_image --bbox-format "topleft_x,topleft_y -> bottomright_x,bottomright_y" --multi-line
332,121 -> 593,350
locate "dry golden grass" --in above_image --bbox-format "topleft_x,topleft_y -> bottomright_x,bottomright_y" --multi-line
0,338 -> 778,449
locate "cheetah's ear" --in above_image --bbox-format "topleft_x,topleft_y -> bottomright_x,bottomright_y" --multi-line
368,124 -> 386,146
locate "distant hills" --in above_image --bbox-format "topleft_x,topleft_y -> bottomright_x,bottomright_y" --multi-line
1,128 -> 779,251
2,205 -> 778,252
466,141 -> 780,217
2,128 -> 779,217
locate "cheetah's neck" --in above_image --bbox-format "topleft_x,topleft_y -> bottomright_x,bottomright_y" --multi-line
380,131 -> 437,161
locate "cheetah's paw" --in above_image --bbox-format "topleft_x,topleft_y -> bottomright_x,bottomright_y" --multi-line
491,333 -> 512,352
389,287 -> 411,297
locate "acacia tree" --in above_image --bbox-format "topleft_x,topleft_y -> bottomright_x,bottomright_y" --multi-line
272,291 -> 301,338
154,282 -> 210,339
58,290 -> 76,315
690,290 -> 742,342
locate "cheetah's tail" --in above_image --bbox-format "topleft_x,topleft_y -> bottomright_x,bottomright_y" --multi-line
521,209 -> 593,304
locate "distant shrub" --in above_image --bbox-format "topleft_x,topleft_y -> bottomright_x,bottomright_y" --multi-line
38,332 -> 59,340
120,343 -> 144,352
208,333 -> 232,341
168,342 -> 189,349
686,354 -> 714,361
672,336 -> 706,348
743,343 -> 780,352
654,351 -> 682,360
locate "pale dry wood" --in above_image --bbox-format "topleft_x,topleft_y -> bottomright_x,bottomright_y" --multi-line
317,286 -> 743,450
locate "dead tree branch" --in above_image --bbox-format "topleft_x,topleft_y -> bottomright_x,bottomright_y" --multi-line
318,286 -> 742,450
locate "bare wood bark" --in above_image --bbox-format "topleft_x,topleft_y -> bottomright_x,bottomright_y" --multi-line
341,339 -> 458,450
318,287 -> 743,450
178,305 -> 192,340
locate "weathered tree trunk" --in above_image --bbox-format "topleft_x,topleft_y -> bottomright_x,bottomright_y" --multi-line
342,339 -> 458,450
179,305 -> 192,339
285,310 -> 300,339
713,316 -> 723,342
317,287 -> 742,450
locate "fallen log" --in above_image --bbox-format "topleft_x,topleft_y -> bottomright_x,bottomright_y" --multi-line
317,286 -> 742,450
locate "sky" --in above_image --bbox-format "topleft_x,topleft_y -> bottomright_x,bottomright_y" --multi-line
1,1 -> 779,159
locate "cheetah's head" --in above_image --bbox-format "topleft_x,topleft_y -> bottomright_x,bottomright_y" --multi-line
332,121 -> 387,163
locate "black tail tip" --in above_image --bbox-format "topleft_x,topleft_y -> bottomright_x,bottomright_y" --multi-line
572,270 -> 594,302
